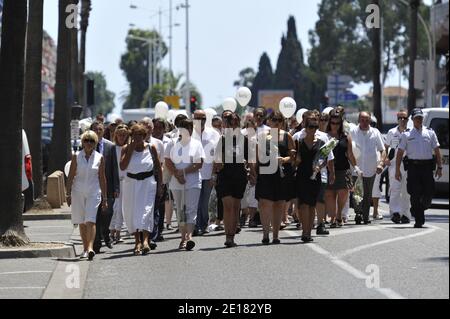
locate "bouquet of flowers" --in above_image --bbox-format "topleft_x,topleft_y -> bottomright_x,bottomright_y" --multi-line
353,175 -> 364,207
310,138 -> 339,180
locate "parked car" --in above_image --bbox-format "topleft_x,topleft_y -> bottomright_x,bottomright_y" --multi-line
22,130 -> 34,212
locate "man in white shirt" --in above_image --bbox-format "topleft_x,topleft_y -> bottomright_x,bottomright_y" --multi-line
350,112 -> 386,224
192,110 -> 221,235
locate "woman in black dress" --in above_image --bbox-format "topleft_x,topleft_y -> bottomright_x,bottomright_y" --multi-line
255,111 -> 296,245
213,112 -> 250,248
325,109 -> 358,227
296,115 -> 333,242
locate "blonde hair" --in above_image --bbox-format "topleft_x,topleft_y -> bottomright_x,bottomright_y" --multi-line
81,130 -> 99,147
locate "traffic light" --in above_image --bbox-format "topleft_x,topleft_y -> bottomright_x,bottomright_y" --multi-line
190,96 -> 199,113
86,79 -> 95,106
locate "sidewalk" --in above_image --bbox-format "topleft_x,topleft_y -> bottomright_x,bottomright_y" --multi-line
23,204 -> 71,221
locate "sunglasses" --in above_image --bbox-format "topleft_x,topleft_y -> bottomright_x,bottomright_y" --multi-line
398,117 -> 408,121
272,118 -> 284,122
83,139 -> 95,144
330,121 -> 341,125
320,119 -> 328,122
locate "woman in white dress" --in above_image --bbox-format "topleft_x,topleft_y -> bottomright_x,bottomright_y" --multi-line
109,124 -> 130,243
120,124 -> 162,255
66,131 -> 108,260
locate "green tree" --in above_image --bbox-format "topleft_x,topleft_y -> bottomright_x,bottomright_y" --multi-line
120,28 -> 168,109
85,71 -> 116,116
141,70 -> 183,108
307,0 -> 430,107
233,67 -> 255,89
274,16 -> 313,106
0,0 -> 29,246
250,52 -> 274,107
23,0 -> 44,199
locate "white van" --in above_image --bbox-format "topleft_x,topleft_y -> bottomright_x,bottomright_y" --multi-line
22,130 -> 34,212
408,108 -> 449,194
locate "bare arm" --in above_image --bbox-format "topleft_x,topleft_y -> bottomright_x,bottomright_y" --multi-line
328,159 -> 335,185
66,155 -> 77,206
120,141 -> 136,171
150,145 -> 163,187
282,132 -> 296,164
435,147 -> 443,179
395,148 -> 405,181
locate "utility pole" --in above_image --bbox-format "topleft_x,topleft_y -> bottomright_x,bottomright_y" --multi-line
158,7 -> 163,85
169,0 -> 173,80
407,0 -> 420,112
185,0 -> 191,117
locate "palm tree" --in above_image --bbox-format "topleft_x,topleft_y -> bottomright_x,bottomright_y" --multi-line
48,0 -> 73,174
0,0 -> 30,246
79,0 -> 92,115
23,0 -> 44,199
372,0 -> 382,128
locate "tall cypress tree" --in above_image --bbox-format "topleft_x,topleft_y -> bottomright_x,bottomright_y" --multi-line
250,52 -> 274,107
274,16 -> 311,105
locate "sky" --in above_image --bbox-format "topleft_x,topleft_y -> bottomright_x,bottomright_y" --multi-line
42,0 -> 423,115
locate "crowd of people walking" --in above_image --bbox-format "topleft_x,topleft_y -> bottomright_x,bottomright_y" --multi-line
66,106 -> 442,260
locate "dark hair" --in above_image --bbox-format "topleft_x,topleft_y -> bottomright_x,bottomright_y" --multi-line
174,114 -> 188,128
178,119 -> 194,132
326,109 -> 345,136
223,112 -> 241,128
153,118 -> 167,131
253,107 -> 267,118
212,116 -> 222,123
127,120 -> 138,128
90,121 -> 104,130
268,110 -> 286,126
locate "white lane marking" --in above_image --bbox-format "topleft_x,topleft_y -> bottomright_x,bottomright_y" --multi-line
328,226 -> 380,236
0,287 -> 46,290
285,230 -> 406,299
26,233 -> 74,235
338,225 -> 437,258
0,271 -> 52,275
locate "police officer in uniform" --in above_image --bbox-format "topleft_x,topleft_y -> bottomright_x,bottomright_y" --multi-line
395,108 -> 443,228
385,109 -> 411,224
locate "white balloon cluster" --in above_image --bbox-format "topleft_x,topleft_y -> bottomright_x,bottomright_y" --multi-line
236,87 -> 252,107
222,97 -> 237,113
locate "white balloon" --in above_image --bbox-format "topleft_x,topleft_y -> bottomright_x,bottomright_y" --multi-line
167,110 -> 177,123
322,107 -> 334,115
204,108 -> 217,128
236,87 -> 252,107
279,97 -> 297,118
155,101 -> 169,119
222,98 -> 237,113
296,108 -> 308,124
64,161 -> 71,177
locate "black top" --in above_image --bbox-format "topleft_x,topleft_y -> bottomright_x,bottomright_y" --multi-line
332,134 -> 350,171
218,134 -> 248,179
296,138 -> 325,180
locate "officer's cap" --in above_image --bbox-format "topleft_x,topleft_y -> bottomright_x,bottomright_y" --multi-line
411,108 -> 424,119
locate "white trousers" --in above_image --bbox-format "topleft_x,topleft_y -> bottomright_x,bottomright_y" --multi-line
388,164 -> 411,218
172,188 -> 201,226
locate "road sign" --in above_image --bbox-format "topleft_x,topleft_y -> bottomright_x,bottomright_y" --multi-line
327,74 -> 353,90
258,90 -> 294,110
164,95 -> 180,109
441,94 -> 449,108
338,92 -> 359,102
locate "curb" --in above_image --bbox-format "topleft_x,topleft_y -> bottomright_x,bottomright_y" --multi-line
0,242 -> 76,259
23,213 -> 71,221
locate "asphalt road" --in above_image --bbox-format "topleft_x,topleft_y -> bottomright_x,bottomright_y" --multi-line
0,201 -> 448,299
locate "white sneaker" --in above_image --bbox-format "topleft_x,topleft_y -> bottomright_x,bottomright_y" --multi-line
80,251 -> 89,259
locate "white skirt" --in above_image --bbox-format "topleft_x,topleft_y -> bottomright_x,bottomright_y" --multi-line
122,175 -> 157,234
